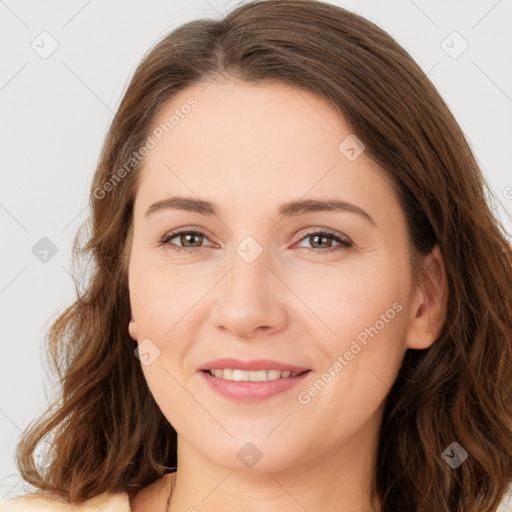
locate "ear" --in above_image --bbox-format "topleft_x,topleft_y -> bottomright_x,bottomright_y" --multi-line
128,310 -> 138,342
405,245 -> 448,350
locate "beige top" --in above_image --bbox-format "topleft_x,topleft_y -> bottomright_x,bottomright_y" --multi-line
2,484 -> 512,511
0,489 -> 131,511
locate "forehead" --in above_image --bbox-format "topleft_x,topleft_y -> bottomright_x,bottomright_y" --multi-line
134,79 -> 400,222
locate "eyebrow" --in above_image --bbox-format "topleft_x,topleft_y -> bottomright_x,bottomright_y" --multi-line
144,196 -> 375,225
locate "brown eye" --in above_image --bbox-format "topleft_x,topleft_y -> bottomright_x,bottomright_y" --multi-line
176,232 -> 204,247
295,230 -> 352,253
308,233 -> 333,249
160,230 -> 210,253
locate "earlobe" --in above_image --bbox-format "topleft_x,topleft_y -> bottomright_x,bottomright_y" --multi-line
406,245 -> 448,350
128,311 -> 138,341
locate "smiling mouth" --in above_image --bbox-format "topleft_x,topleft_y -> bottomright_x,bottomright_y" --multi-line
202,369 -> 310,381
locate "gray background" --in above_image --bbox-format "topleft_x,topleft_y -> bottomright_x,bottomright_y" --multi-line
1,0 -> 511,504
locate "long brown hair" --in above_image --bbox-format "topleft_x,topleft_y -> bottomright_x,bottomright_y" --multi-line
14,1 -> 512,510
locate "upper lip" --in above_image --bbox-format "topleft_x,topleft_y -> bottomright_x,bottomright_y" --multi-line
198,358 -> 310,372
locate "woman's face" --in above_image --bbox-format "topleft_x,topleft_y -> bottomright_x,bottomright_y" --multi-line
127,79 -> 433,473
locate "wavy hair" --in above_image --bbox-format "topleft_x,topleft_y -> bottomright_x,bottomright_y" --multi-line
14,1 -> 512,510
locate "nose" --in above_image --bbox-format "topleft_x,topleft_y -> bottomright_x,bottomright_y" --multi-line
209,245 -> 288,339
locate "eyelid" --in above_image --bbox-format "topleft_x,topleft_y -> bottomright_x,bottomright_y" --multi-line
160,228 -> 216,249
160,224 -> 216,240
290,226 -> 351,245
160,226 -> 352,253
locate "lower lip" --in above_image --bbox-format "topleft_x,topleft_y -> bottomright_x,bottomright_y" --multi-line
199,370 -> 311,402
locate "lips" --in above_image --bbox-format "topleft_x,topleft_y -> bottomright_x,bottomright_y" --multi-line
198,358 -> 310,373
199,366 -> 311,402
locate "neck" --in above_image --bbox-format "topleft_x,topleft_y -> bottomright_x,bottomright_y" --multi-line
167,415 -> 383,512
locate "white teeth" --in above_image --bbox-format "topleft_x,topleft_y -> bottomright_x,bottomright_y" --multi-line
267,370 -> 282,380
232,369 -> 248,381
250,370 -> 267,382
207,369 -> 301,381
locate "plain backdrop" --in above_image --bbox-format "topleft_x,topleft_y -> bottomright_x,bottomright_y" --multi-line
1,0 -> 511,502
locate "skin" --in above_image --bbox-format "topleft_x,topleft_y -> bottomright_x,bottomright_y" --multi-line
127,78 -> 447,512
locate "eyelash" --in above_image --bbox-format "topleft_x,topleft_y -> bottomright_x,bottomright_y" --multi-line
158,228 -> 353,255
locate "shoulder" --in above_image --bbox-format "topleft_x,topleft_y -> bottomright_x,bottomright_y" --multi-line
0,489 -> 131,512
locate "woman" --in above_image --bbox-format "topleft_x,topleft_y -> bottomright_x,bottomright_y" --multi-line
2,1 -> 511,511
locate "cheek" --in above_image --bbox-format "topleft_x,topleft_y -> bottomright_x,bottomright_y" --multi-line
290,259 -> 409,397
128,252 -> 196,335
293,286 -> 408,446
128,254 -> 199,394
289,255 -> 408,334
128,259 -> 193,424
